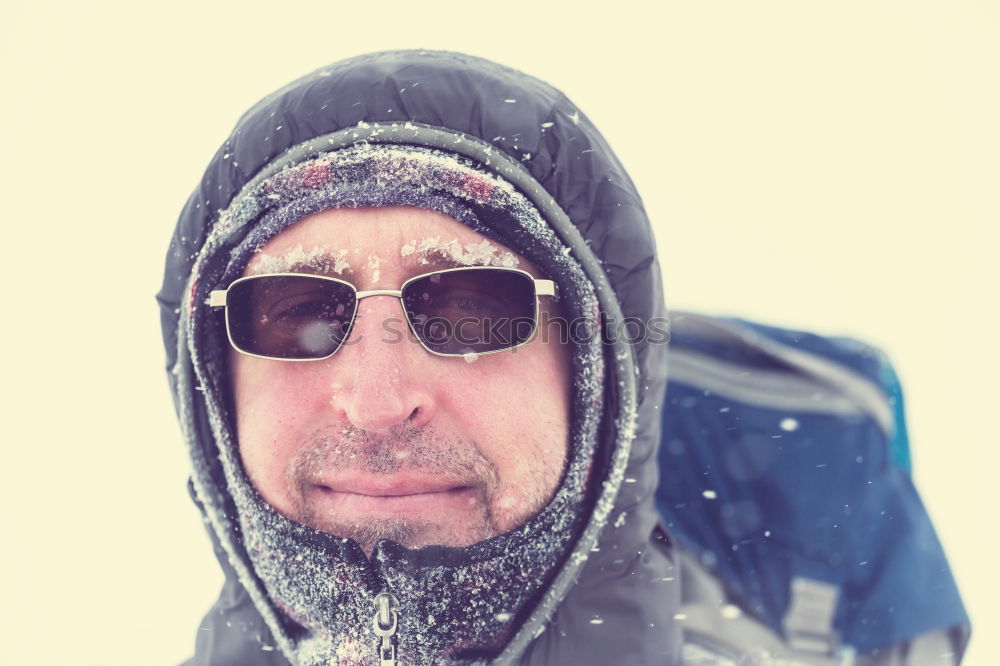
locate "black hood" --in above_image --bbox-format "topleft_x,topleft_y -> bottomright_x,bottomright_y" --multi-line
158,50 -> 678,665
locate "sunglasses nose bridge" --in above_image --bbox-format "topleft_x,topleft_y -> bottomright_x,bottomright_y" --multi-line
354,288 -> 405,300
349,289 -> 408,334
342,289 -> 413,347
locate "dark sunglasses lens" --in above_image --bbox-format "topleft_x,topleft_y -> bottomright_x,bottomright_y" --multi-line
226,275 -> 356,359
401,269 -> 537,354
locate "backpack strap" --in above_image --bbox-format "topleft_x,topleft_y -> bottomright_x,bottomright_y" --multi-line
783,578 -> 840,655
678,545 -> 966,666
666,312 -> 893,434
678,548 -> 844,666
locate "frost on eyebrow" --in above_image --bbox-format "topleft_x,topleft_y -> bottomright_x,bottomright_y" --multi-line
399,237 -> 520,268
248,245 -> 351,275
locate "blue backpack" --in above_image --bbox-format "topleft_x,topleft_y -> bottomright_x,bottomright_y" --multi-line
656,312 -> 969,660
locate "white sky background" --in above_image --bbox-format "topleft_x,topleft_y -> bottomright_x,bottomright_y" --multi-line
1,1 -> 996,664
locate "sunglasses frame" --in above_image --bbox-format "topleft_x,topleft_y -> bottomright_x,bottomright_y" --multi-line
209,266 -> 557,361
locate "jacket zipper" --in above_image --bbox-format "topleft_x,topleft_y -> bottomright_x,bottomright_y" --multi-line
372,592 -> 400,666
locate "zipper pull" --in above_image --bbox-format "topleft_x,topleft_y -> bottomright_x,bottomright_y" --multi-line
372,592 -> 400,666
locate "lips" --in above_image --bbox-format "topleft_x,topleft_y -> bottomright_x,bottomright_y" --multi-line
306,475 -> 481,518
317,475 -> 471,496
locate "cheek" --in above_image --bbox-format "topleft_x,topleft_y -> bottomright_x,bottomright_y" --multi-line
230,355 -> 329,507
446,343 -> 572,492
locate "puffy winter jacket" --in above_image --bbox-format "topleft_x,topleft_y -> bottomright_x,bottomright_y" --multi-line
158,50 -> 680,665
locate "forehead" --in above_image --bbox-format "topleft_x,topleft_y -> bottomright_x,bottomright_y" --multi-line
243,206 -> 530,280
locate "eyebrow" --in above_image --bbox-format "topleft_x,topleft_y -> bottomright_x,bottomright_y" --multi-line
406,251 -> 488,272
404,242 -> 521,270
245,243 -> 525,279
246,248 -> 352,277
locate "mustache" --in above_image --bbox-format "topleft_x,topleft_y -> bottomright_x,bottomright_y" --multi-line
287,422 -> 500,490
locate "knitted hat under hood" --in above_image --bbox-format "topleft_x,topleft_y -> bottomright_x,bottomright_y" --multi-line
158,50 -> 678,666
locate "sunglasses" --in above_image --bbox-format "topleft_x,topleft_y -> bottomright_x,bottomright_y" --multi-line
209,266 -> 556,360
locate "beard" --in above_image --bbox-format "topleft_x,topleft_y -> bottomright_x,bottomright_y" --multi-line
282,422 -> 523,555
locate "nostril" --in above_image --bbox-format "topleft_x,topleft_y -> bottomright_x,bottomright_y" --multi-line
405,401 -> 436,428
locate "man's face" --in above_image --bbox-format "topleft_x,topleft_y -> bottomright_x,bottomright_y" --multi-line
230,206 -> 572,554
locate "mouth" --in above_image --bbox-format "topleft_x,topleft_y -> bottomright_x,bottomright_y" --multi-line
307,477 -> 481,518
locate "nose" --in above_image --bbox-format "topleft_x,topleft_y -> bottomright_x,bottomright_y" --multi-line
326,294 -> 437,432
